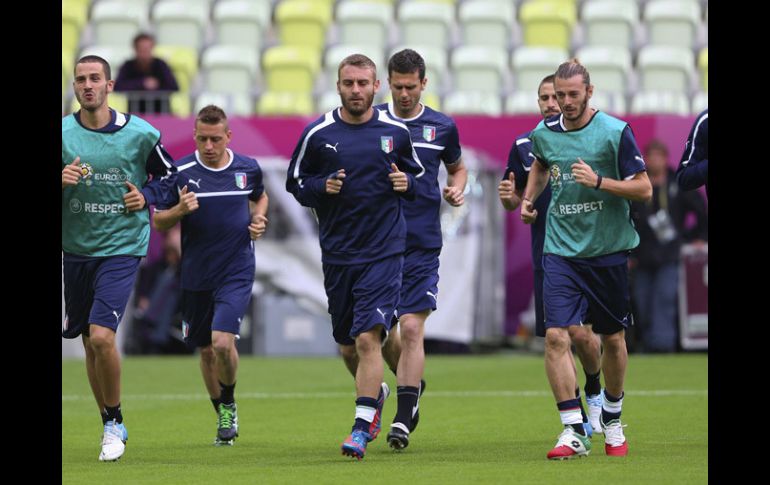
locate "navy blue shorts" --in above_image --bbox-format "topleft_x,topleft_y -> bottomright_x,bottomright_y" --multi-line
62,255 -> 141,339
534,269 -> 546,337
543,254 -> 631,335
323,255 -> 402,345
181,278 -> 253,348
397,247 -> 440,316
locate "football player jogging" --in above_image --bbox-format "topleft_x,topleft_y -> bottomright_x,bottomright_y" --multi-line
286,54 -> 424,460
498,74 -> 604,438
62,55 -> 176,462
521,60 -> 652,460
374,48 -> 467,451
153,105 -> 269,446
676,108 -> 708,197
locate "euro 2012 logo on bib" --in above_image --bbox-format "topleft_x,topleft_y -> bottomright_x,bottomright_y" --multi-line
549,165 -> 562,189
80,163 -> 94,186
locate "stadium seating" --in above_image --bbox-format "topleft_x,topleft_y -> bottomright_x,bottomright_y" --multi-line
154,45 -> 199,94
336,0 -> 394,50
201,45 -> 260,95
581,0 -> 639,50
636,45 -> 695,93
71,92 -> 129,114
153,0 -> 209,50
397,1 -> 455,50
213,0 -> 272,51
589,90 -> 627,116
275,0 -> 333,54
262,45 -> 321,94
194,91 -> 253,116
698,47 -> 708,91
451,46 -> 508,94
90,0 -> 148,47
458,0 -> 515,48
504,91 -> 540,115
574,45 -> 632,94
257,91 -> 315,116
62,0 -> 89,56
630,91 -> 690,115
643,0 -> 701,48
518,0 -> 577,50
170,92 -> 192,117
381,91 -> 442,112
444,91 -> 502,115
691,91 -> 708,115
511,46 -> 569,92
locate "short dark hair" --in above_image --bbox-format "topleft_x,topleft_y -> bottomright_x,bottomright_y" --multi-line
76,55 -> 111,80
554,58 -> 591,87
132,32 -> 155,49
387,49 -> 426,80
338,54 -> 377,80
644,139 -> 669,157
196,105 -> 228,126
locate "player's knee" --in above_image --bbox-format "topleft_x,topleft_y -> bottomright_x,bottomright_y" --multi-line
355,330 -> 382,355
87,327 -> 115,353
601,331 -> 626,353
400,319 -> 423,346
200,345 -> 216,363
545,328 -> 571,352
211,334 -> 234,356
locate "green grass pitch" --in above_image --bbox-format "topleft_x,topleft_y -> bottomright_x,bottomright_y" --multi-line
62,353 -> 707,484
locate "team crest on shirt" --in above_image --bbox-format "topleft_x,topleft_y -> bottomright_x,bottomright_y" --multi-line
380,136 -> 394,153
422,125 -> 436,142
235,172 -> 247,189
550,165 -> 562,189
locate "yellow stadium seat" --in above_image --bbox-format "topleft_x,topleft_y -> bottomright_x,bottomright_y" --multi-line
262,45 -> 320,94
170,92 -> 191,117
698,47 -> 708,91
275,0 -> 332,53
62,0 -> 89,54
519,0 -> 577,50
257,91 -> 315,116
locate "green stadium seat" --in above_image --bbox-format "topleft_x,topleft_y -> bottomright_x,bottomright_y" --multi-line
90,0 -> 148,47
194,91 -> 253,116
153,0 -> 209,50
201,45 -> 260,95
443,91 -> 501,115
398,1 -> 455,50
581,0 -> 639,49
504,91 -> 540,115
511,46 -> 568,92
588,90 -> 627,116
643,0 -> 701,48
519,0 -> 576,50
451,46 -> 508,94
336,1 -> 393,50
459,0 -> 515,48
78,45 -> 135,74
257,91 -> 315,116
630,91 -> 690,115
213,0 -> 272,51
637,45 -> 694,93
574,45 -> 632,95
